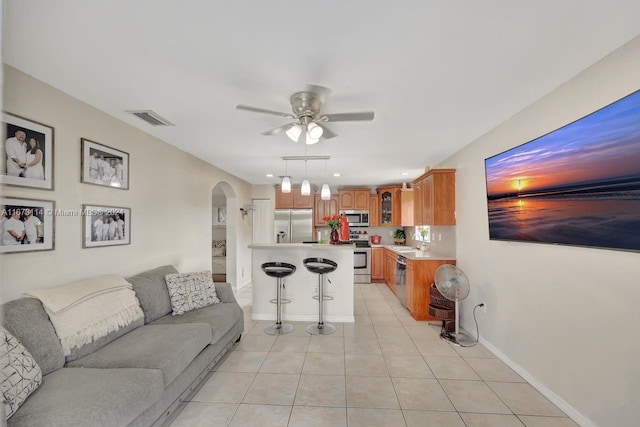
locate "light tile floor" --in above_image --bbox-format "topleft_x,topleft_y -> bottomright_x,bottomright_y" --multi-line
170,283 -> 577,427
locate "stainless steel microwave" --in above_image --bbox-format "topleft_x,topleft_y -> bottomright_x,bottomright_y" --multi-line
342,210 -> 369,227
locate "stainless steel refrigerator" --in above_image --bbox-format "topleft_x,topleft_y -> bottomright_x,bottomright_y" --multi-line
274,209 -> 313,243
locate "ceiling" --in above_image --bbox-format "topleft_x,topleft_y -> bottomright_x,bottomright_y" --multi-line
4,1 -> 640,188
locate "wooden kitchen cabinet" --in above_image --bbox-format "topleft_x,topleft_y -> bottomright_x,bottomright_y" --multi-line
371,247 -> 384,282
406,259 -> 456,320
412,169 -> 456,225
377,185 -> 410,226
383,248 -> 397,294
275,185 -> 316,209
369,194 -> 380,227
338,188 -> 370,210
313,194 -> 339,227
401,189 -> 414,226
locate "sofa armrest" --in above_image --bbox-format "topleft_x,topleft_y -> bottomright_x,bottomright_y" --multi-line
215,282 -> 238,304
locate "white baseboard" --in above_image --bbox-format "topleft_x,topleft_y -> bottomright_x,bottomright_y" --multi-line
251,313 -> 355,323
478,336 -> 594,427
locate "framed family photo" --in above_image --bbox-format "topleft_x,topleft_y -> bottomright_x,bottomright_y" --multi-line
1,197 -> 55,254
83,205 -> 131,248
1,112 -> 54,190
81,138 -> 129,190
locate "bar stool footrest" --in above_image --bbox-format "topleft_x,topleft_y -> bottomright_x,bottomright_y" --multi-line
312,296 -> 334,301
269,298 -> 292,304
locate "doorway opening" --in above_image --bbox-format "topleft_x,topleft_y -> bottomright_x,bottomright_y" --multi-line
211,181 -> 237,289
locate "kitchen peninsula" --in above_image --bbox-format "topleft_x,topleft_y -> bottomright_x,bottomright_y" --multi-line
249,243 -> 355,323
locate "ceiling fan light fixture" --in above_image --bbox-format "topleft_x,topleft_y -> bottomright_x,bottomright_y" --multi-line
281,176 -> 291,193
301,179 -> 311,196
285,124 -> 302,142
305,133 -> 320,145
307,122 -> 323,139
321,183 -> 331,200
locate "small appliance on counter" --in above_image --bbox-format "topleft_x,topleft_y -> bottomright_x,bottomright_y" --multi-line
370,235 -> 381,245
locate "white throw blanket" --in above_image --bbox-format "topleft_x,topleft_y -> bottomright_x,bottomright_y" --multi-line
24,275 -> 144,356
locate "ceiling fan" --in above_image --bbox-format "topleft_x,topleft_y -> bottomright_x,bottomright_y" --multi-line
236,84 -> 374,145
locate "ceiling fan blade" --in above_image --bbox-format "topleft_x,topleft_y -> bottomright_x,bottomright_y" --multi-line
305,84 -> 332,102
261,123 -> 295,136
320,111 -> 375,122
316,122 -> 338,140
236,104 -> 295,119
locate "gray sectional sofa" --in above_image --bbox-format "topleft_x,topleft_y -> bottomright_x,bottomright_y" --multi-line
1,265 -> 244,427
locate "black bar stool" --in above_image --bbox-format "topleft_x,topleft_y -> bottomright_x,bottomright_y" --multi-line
303,257 -> 338,335
261,262 -> 296,335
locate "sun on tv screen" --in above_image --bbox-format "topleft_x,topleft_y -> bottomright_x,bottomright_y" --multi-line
484,89 -> 640,252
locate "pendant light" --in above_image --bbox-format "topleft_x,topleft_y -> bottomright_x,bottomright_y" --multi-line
300,159 -> 310,196
281,160 -> 291,193
321,159 -> 330,200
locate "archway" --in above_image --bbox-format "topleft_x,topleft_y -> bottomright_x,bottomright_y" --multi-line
211,181 -> 237,289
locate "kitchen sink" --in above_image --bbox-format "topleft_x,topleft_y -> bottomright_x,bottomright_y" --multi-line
391,246 -> 415,253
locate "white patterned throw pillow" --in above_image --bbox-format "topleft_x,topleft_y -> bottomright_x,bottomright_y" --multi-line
165,271 -> 221,316
1,327 -> 42,420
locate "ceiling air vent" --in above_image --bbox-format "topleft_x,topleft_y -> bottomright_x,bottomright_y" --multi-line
126,110 -> 174,126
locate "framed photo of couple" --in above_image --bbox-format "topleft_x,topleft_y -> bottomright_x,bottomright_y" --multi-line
81,138 -> 129,190
1,112 -> 54,190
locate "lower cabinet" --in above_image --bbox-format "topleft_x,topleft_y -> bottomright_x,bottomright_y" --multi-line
384,248 -> 397,294
382,252 -> 456,320
405,259 -> 456,321
371,247 -> 384,281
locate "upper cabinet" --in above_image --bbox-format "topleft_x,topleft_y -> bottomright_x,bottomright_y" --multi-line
338,188 -> 370,210
376,185 -> 412,226
369,194 -> 380,227
412,169 -> 456,225
275,185 -> 316,209
313,194 -> 339,227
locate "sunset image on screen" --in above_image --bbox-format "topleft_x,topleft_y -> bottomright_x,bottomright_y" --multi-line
484,89 -> 640,252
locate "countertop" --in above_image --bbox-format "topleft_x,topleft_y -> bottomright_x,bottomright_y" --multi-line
373,244 -> 456,261
249,243 -> 355,249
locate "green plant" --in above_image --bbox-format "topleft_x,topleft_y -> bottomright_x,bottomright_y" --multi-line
394,229 -> 405,239
419,228 -> 429,240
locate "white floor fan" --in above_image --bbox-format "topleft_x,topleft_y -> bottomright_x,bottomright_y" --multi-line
434,264 -> 475,346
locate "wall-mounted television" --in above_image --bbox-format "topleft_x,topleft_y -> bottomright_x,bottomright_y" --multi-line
484,89 -> 640,252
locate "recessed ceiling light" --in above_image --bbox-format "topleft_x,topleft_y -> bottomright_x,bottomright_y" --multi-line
333,173 -> 341,177
266,173 -> 274,178
401,172 -> 409,176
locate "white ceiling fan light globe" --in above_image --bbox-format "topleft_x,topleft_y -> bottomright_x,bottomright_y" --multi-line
281,176 -> 292,193
307,122 -> 324,139
285,124 -> 302,142
305,132 -> 320,145
301,179 -> 311,196
321,183 -> 331,200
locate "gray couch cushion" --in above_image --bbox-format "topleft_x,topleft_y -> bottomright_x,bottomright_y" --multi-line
65,316 -> 145,363
215,282 -> 238,304
7,367 -> 163,427
126,265 -> 177,323
1,298 -> 64,376
67,324 -> 211,386
151,302 -> 243,343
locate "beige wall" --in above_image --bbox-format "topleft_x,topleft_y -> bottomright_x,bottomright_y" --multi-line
441,37 -> 640,426
0,66 -> 254,301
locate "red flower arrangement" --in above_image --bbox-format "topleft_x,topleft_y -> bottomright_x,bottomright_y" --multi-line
323,214 -> 341,230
